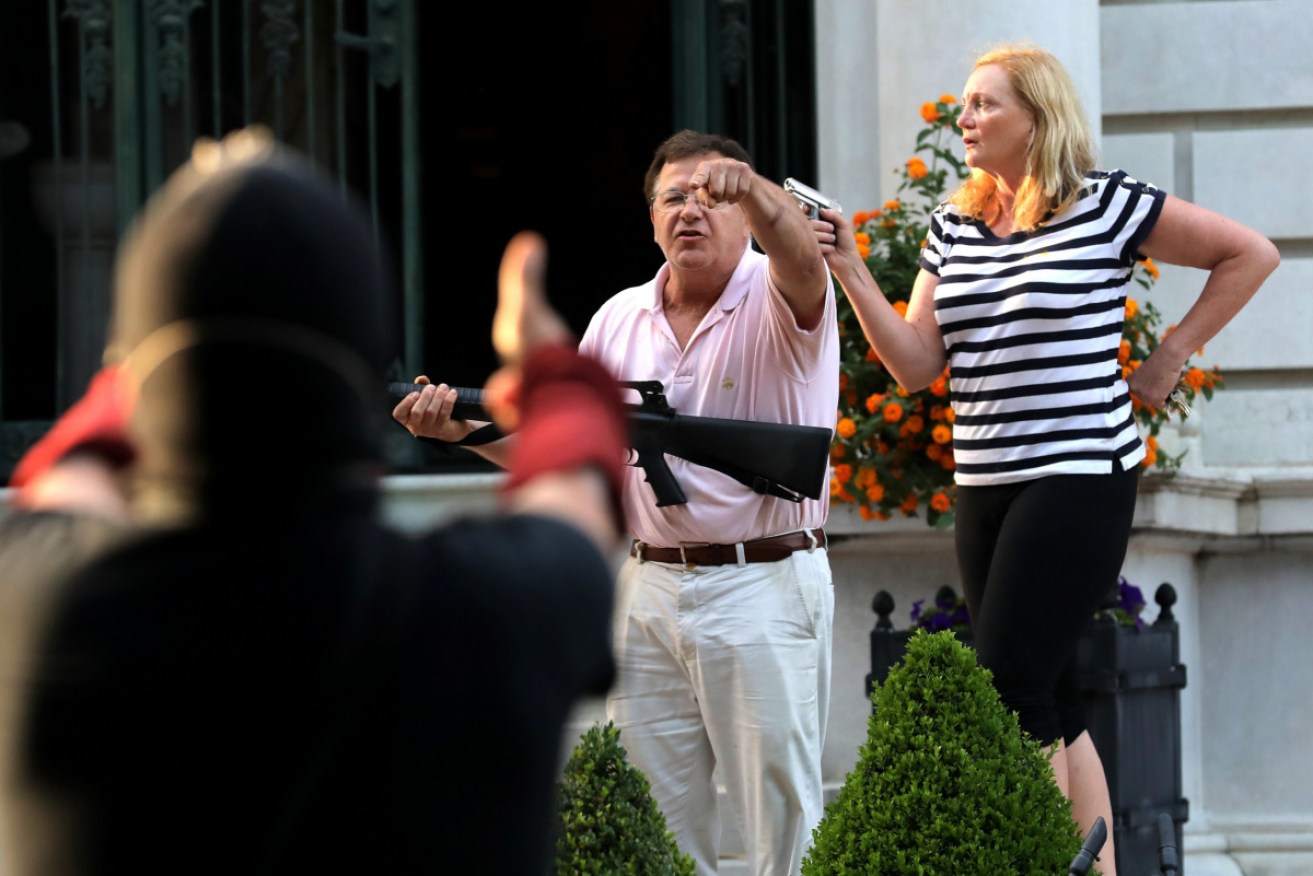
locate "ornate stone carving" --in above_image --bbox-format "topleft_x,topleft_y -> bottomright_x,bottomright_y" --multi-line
63,0 -> 113,109
148,0 -> 203,106
259,0 -> 300,81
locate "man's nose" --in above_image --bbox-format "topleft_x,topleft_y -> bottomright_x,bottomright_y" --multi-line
679,193 -> 707,217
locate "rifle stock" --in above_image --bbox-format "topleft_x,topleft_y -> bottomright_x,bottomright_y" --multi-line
388,381 -> 832,508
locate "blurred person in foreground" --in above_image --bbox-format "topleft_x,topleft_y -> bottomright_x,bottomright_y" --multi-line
0,128 -> 627,875
814,44 -> 1278,874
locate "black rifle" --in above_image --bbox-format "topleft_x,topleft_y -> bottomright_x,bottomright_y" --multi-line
388,379 -> 832,508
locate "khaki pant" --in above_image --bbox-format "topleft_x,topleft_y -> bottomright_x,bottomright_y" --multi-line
607,545 -> 833,876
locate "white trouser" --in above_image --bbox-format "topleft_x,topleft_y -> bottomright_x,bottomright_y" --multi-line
606,545 -> 834,876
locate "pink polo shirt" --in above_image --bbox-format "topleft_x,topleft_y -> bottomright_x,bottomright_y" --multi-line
579,246 -> 838,547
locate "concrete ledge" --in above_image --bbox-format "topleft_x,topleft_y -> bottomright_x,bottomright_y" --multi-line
1187,830 -> 1313,876
379,472 -> 502,533
826,468 -> 1313,542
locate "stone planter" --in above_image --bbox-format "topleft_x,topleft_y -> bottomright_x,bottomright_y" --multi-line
867,583 -> 1188,876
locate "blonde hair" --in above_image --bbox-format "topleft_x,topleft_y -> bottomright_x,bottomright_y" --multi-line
949,44 -> 1097,232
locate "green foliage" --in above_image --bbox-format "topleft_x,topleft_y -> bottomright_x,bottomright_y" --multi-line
803,631 -> 1087,875
554,721 -> 695,876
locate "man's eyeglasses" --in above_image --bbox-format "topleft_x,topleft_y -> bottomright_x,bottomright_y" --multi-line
649,189 -> 730,214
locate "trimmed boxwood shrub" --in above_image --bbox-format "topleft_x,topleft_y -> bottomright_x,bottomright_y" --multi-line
554,721 -> 695,875
803,630 -> 1087,875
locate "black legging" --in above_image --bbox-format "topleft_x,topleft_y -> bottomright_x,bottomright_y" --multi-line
954,463 -> 1140,747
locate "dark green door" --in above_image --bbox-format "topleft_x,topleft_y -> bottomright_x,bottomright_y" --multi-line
0,0 -> 813,477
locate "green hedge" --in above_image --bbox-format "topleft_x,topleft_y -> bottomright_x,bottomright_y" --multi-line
554,721 -> 695,875
804,630 -> 1087,875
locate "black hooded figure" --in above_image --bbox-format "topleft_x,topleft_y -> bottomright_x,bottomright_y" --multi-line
0,131 -> 620,875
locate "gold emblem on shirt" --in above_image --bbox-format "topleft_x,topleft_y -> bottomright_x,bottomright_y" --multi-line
722,377 -> 735,390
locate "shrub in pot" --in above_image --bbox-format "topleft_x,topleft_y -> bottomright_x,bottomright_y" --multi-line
554,721 -> 695,875
804,630 -> 1087,875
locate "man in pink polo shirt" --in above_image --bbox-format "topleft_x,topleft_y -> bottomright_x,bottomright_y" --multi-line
394,130 -> 838,875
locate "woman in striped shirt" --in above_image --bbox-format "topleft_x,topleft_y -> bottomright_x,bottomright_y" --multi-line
816,43 -> 1278,873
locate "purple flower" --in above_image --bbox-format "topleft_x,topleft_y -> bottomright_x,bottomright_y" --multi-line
1117,576 -> 1146,616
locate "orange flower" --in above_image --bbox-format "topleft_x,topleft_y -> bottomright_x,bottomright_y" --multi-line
830,444 -> 846,461
925,443 -> 944,461
929,405 -> 946,421
929,375 -> 949,397
883,402 -> 904,423
1142,435 -> 1159,469
865,392 -> 885,414
1138,257 -> 1160,280
839,373 -> 848,391
1184,367 -> 1206,390
851,210 -> 872,226
834,463 -> 853,484
1125,298 -> 1139,320
884,199 -> 901,212
920,101 -> 941,124
903,415 -> 925,434
895,385 -> 909,398
854,230 -> 872,258
930,492 -> 951,512
1118,339 -> 1131,365
944,407 -> 956,424
855,467 -> 877,489
859,505 -> 876,522
932,424 -> 952,444
893,300 -> 909,317
846,392 -> 858,406
830,480 -> 856,503
900,493 -> 920,514
865,484 -> 885,503
939,93 -> 957,104
836,417 -> 857,439
940,453 -> 956,471
864,346 -> 880,363
906,158 -> 927,180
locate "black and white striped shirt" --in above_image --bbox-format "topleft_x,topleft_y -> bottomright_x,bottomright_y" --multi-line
920,170 -> 1165,486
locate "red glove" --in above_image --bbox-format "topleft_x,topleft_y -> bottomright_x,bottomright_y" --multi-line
10,366 -> 137,492
500,345 -> 627,535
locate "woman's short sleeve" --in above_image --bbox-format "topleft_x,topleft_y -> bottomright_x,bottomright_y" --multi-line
918,207 -> 948,276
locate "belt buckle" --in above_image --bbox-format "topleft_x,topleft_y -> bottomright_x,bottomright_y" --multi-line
678,541 -> 710,569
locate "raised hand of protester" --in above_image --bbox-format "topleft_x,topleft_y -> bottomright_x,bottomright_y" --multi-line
486,231 -> 627,546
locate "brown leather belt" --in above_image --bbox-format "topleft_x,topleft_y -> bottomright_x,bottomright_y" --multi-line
630,528 -> 827,567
